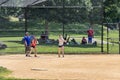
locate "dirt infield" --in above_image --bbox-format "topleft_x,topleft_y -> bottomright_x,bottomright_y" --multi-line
0,54 -> 120,80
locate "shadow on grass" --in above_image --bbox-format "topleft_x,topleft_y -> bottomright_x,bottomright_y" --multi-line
66,44 -> 100,48
4,40 -> 23,44
4,40 -> 100,48
2,40 -> 23,48
39,43 -> 100,48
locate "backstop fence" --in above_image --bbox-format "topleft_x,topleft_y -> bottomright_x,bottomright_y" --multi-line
0,0 -> 119,54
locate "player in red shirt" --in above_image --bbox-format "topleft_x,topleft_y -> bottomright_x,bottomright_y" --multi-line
31,36 -> 37,57
87,28 -> 94,43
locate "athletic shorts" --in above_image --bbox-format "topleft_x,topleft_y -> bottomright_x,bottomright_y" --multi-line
59,45 -> 64,47
31,46 -> 36,48
26,46 -> 31,52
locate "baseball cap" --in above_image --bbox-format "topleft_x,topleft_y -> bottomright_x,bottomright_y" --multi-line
25,32 -> 29,34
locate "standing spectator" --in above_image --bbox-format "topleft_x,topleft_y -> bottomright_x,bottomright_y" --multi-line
81,37 -> 87,45
31,36 -> 37,57
87,28 -> 94,43
23,32 -> 31,57
58,35 -> 66,57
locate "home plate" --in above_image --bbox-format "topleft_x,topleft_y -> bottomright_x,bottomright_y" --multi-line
31,68 -> 48,71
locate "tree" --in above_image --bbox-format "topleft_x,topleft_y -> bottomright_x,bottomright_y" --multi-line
104,0 -> 120,23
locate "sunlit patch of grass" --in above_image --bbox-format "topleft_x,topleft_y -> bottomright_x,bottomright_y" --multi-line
0,66 -> 11,77
9,16 -> 19,22
0,66 -> 34,80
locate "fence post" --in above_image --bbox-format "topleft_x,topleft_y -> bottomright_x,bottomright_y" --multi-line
107,24 -> 109,54
62,0 -> 65,38
101,0 -> 104,53
24,7 -> 28,33
118,0 -> 120,54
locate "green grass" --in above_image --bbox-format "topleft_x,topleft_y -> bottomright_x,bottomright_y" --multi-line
0,66 -> 11,77
0,36 -> 118,54
0,66 -> 34,80
0,29 -> 120,54
0,17 -> 102,37
0,36 -> 102,54
0,16 -> 119,54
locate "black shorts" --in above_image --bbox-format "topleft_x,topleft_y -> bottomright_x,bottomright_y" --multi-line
31,46 -> 36,48
59,45 -> 64,47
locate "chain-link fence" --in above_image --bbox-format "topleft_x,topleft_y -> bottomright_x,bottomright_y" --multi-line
1,0 -> 115,54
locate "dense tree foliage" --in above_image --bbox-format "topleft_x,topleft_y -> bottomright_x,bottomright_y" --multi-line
104,0 -> 120,23
0,0 -> 119,23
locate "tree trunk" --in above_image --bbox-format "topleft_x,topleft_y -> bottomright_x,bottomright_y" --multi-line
89,11 -> 93,28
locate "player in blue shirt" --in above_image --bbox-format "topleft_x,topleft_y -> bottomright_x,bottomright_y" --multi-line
23,32 -> 32,57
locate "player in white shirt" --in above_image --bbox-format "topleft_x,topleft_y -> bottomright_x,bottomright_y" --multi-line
58,35 -> 66,57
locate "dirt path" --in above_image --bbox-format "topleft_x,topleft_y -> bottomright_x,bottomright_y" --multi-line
0,54 -> 120,80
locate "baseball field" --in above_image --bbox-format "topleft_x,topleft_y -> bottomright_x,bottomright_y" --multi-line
0,54 -> 120,80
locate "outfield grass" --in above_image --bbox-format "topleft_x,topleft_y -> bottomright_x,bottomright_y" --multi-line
0,35 -> 119,54
0,36 -> 101,54
0,28 -> 119,54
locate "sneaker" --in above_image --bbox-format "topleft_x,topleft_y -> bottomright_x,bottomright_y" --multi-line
26,54 -> 28,57
26,54 -> 31,57
34,55 -> 37,57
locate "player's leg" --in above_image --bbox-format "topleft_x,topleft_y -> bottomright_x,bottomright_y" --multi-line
34,47 -> 37,57
26,46 -> 29,57
89,37 -> 92,43
91,37 -> 93,43
29,47 -> 33,56
62,46 -> 64,57
25,46 -> 27,56
88,37 -> 90,43
27,46 -> 31,57
58,47 -> 61,57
